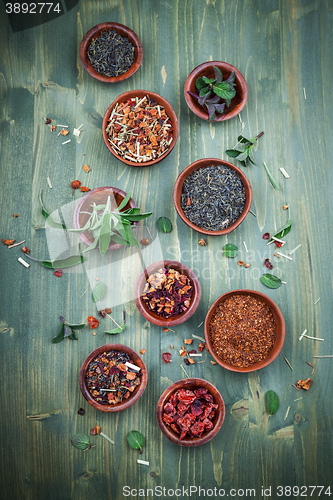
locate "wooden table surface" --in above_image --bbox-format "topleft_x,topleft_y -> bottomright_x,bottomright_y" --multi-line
1,1 -> 332,499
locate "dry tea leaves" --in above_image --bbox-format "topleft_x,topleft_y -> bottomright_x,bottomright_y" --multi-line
127,430 -> 145,453
260,273 -> 282,289
157,216 -> 172,233
223,243 -> 238,258
266,390 -> 279,414
71,433 -> 92,451
92,282 -> 106,303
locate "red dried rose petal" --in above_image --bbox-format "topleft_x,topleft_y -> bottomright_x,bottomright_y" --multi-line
262,232 -> 270,240
191,399 -> 204,416
163,413 -> 174,424
264,258 -> 273,269
87,316 -> 99,329
54,270 -> 63,277
162,352 -> 172,363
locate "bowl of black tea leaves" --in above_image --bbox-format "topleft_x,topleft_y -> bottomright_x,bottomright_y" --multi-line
173,158 -> 252,235
80,22 -> 143,82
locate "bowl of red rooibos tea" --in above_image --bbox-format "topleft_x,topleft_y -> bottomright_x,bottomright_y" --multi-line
134,260 -> 201,327
156,378 -> 225,446
80,22 -> 143,82
173,158 -> 252,235
79,344 -> 147,412
102,90 -> 179,167
204,290 -> 285,373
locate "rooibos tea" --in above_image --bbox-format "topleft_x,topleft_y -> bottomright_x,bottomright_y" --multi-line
87,29 -> 134,77
180,165 -> 246,231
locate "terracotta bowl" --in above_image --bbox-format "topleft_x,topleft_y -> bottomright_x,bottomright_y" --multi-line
79,22 -> 143,82
156,378 -> 225,447
79,344 -> 147,412
134,260 -> 201,327
102,90 -> 179,167
73,186 -> 137,251
204,290 -> 285,373
173,158 -> 252,236
184,61 -> 247,121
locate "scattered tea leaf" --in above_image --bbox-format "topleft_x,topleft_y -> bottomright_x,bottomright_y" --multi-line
52,316 -> 85,343
71,433 -> 91,451
105,323 -> 125,335
39,190 -> 66,229
157,216 -> 172,233
92,282 -> 106,303
260,273 -> 282,289
271,220 -> 292,242
223,243 -> 238,258
263,162 -> 280,190
266,390 -> 279,414
42,255 -> 86,269
127,430 -> 145,453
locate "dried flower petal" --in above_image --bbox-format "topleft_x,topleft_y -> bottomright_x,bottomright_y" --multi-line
54,270 -> 63,277
2,239 -> 15,246
140,349 -> 146,355
184,339 -> 193,345
198,239 -> 206,246
83,164 -> 91,172
22,246 -> 29,254
238,260 -> 244,266
60,129 -> 69,136
71,180 -> 81,189
13,214 -> 19,218
80,186 -> 90,192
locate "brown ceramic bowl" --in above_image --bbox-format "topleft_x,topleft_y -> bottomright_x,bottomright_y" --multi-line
204,290 -> 285,373
102,90 -> 179,167
79,344 -> 147,412
79,22 -> 143,82
73,186 -> 137,251
184,61 -> 247,121
134,260 -> 201,327
173,158 -> 252,236
156,378 -> 225,447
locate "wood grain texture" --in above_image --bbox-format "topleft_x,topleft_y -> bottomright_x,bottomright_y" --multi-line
0,0 -> 332,499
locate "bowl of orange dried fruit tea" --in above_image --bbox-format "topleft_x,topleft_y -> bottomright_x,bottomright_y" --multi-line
79,344 -> 147,412
102,90 -> 179,167
134,260 -> 201,327
156,378 -> 225,447
204,290 -> 285,373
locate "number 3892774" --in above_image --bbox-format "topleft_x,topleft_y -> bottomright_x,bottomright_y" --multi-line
5,3 -> 62,14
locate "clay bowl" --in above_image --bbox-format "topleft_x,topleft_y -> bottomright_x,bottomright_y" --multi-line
173,158 -> 252,236
102,90 -> 179,167
79,22 -> 143,82
73,186 -> 137,251
204,290 -> 285,373
184,61 -> 247,121
134,260 -> 201,327
156,378 -> 225,447
79,344 -> 147,412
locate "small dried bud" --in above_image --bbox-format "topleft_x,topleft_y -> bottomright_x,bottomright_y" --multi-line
13,214 -> 19,218
140,349 -> 146,355
244,263 -> 250,268
53,270 -> 63,277
105,307 -> 111,314
60,129 -> 69,136
83,164 -> 91,172
91,427 -> 97,435
211,361 -> 217,365
140,238 -> 150,245
44,118 -> 51,124
283,205 -> 289,210
71,180 -> 81,189
198,342 -> 205,352
98,309 -> 106,319
184,358 -> 190,365
2,239 -> 15,246
184,339 -> 193,345
77,408 -> 85,416
51,125 -> 56,132
22,246 -> 30,254
198,239 -> 206,246
162,328 -> 169,332
238,260 -> 244,266
95,425 -> 101,435
80,186 -> 90,192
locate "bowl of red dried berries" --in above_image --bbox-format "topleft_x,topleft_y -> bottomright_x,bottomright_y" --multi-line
134,260 -> 201,327
102,90 -> 179,167
79,22 -> 143,83
156,378 -> 225,446
79,344 -> 147,412
204,290 -> 285,373
173,158 -> 252,236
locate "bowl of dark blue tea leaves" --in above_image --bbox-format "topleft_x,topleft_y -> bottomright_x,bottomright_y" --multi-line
173,159 -> 252,235
80,22 -> 143,83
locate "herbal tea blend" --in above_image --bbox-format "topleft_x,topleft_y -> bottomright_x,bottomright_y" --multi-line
209,295 -> 276,367
105,96 -> 174,162
86,350 -> 142,405
142,268 -> 193,318
87,29 -> 134,77
180,165 -> 246,230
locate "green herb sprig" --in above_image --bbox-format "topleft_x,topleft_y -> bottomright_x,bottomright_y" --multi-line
269,219 -> 292,243
52,316 -> 85,343
105,311 -> 126,335
69,192 -> 152,256
187,66 -> 236,121
226,132 -> 264,166
39,190 -> 67,229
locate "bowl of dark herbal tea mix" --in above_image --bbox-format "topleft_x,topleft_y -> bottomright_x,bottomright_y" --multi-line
204,290 -> 285,373
134,260 -> 201,327
156,378 -> 225,447
184,61 -> 247,121
173,159 -> 252,235
72,186 -> 139,252
79,344 -> 148,412
79,22 -> 143,82
102,90 -> 179,167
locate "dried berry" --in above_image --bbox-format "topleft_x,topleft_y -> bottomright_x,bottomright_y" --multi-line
13,214 -> 19,218
162,352 -> 172,363
262,232 -> 270,240
264,258 -> 273,269
60,129 -> 69,136
105,308 -> 111,314
198,239 -> 206,246
274,241 -> 283,248
140,238 -> 150,245
71,180 -> 81,190
98,309 -> 106,318
54,270 -> 63,277
44,118 -> 51,124
238,260 -> 244,266
78,408 -> 85,416
22,246 -> 29,254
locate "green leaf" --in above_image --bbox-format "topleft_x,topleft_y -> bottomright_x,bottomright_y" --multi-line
157,216 -> 172,233
69,331 -> 78,340
120,212 -> 153,222
127,430 -> 145,453
111,233 -> 131,246
213,65 -> 223,82
92,282 -> 106,303
71,433 -> 91,451
39,190 -> 66,230
199,87 -> 211,98
64,325 -> 72,338
235,150 -> 249,162
263,162 -> 280,190
266,390 -> 279,414
225,149 -> 243,158
105,323 -> 125,335
41,255 -> 85,269
248,147 -> 256,165
213,82 -> 236,101
271,220 -> 292,241
117,191 -> 132,212
52,323 -> 65,344
195,77 -> 208,90
260,273 -> 282,289
99,213 -> 112,255
223,243 -> 238,258
238,135 -> 251,144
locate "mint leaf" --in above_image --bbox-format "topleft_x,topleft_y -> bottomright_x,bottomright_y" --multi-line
127,430 -> 145,453
260,273 -> 282,289
266,390 -> 279,414
157,216 -> 172,233
92,282 -> 106,303
213,82 -> 236,101
223,243 -> 238,258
